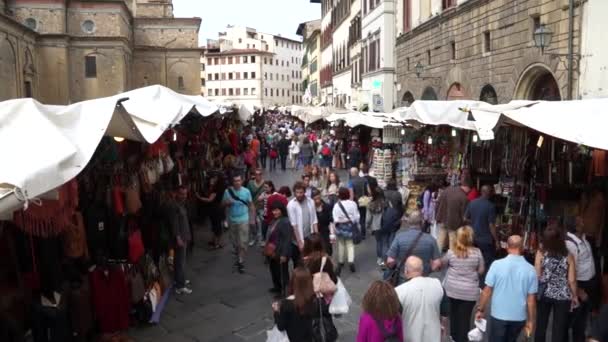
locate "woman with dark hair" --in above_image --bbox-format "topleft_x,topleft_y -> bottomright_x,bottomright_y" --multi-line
300,137 -> 314,167
302,233 -> 328,260
322,171 -> 343,207
332,187 -> 360,275
278,186 -> 292,199
534,224 -> 578,342
357,280 -> 404,342
196,174 -> 225,249
261,181 -> 288,244
266,201 -> 293,295
259,136 -> 269,170
312,189 -> 334,256
310,165 -> 324,189
273,267 -> 337,342
366,187 -> 389,267
384,179 -> 403,213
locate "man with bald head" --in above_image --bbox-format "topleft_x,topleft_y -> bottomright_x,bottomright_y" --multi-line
476,235 -> 538,342
395,256 -> 445,342
465,184 -> 497,280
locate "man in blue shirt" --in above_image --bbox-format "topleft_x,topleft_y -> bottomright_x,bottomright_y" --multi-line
465,185 -> 497,283
476,235 -> 537,342
223,174 -> 253,273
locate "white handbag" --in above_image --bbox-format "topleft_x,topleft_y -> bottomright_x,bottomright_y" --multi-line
266,325 -> 289,342
328,278 -> 351,315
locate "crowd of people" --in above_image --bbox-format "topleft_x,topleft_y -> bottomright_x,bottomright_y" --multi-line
179,115 -> 607,342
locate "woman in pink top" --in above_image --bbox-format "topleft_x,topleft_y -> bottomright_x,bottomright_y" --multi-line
357,281 -> 404,342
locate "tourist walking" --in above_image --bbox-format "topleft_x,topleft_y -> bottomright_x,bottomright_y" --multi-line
169,186 -> 193,295
259,136 -> 269,169
436,180 -> 471,251
300,137 -> 314,168
565,216 -> 597,342
395,256 -> 445,342
357,280 -> 404,342
465,185 -> 497,281
365,187 -> 389,266
287,182 -> 318,264
320,138 -> 333,175
312,189 -> 334,256
534,225 -> 578,342
476,235 -> 537,342
247,169 -> 266,246
195,174 -> 224,250
383,179 -> 403,214
322,171 -> 343,207
266,202 -> 292,296
289,136 -> 301,170
269,143 -> 279,172
261,181 -> 288,244
386,211 -> 441,285
309,165 -> 323,189
333,187 -> 360,275
222,174 -> 253,274
348,141 -> 362,168
278,134 -> 290,171
440,226 -> 485,342
272,267 -> 337,342
348,167 -> 368,240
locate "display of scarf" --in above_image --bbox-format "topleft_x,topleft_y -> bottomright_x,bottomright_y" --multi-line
13,179 -> 79,237
89,267 -> 130,333
62,212 -> 89,259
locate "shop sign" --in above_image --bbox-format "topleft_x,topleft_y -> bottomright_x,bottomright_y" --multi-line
373,94 -> 383,111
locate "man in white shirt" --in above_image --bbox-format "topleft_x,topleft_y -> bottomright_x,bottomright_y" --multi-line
395,256 -> 445,342
566,216 -> 597,342
287,181 -> 318,263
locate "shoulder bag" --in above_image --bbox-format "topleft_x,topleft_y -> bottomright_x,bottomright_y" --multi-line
337,201 -> 362,245
263,221 -> 279,258
228,188 -> 249,206
385,231 -> 424,287
312,297 -> 338,342
313,256 -> 337,297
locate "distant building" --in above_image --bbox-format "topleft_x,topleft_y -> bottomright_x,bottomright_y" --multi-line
297,19 -> 321,105
204,26 -> 304,108
0,0 -> 202,104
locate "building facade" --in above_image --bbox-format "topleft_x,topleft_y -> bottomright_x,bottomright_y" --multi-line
319,0 -> 333,105
199,50 -> 206,96
204,26 -> 304,108
297,19 -> 322,105
579,0 -> 608,99
361,0 -> 397,112
395,0 -> 582,105
0,0 -> 202,104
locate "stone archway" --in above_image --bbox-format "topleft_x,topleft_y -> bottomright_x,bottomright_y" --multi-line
514,63 -> 562,101
421,86 -> 438,100
401,91 -> 415,107
480,84 -> 498,104
447,82 -> 467,100
0,38 -> 18,100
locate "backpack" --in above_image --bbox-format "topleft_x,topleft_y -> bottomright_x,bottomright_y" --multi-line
374,318 -> 400,342
321,144 -> 332,157
381,202 -> 401,233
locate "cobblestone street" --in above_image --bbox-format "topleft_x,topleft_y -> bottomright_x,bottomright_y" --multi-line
129,168 -> 382,342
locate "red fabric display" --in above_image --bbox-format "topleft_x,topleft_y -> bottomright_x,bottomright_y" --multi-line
13,179 -> 79,237
128,229 -> 144,264
89,267 -> 130,333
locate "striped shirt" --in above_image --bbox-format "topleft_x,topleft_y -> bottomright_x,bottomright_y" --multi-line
442,248 -> 485,301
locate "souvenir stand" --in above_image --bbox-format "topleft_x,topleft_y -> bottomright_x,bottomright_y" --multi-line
0,112 -> 238,342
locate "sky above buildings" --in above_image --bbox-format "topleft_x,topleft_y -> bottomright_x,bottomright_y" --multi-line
172,0 -> 321,46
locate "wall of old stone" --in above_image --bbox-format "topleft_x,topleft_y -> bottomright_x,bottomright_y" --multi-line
67,2 -> 131,39
68,44 -> 131,102
9,1 -> 66,34
133,49 -> 201,95
134,18 -> 199,48
395,0 -> 581,103
36,36 -> 70,104
0,16 -> 37,101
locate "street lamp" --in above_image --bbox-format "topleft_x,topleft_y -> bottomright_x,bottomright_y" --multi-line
415,62 -> 424,78
533,24 -> 554,55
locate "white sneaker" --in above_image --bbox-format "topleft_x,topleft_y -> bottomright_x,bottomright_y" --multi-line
377,258 -> 383,266
248,240 -> 256,247
259,241 -> 266,247
175,287 -> 193,295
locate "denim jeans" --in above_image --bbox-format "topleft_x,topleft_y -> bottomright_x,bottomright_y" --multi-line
174,245 -> 187,288
489,317 -> 525,342
375,230 -> 394,259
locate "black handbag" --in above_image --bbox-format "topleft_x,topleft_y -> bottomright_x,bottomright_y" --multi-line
312,298 -> 338,342
384,231 -> 424,287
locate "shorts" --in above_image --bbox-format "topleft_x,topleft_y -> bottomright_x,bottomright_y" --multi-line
229,222 -> 249,250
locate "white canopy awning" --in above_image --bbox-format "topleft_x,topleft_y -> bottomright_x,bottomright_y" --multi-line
0,85 -> 217,215
326,111 -> 403,129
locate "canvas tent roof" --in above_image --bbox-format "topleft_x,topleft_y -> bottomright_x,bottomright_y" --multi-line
0,85 -> 217,215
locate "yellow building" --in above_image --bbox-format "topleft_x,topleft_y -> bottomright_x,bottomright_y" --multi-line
0,0 -> 202,104
297,19 -> 321,105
